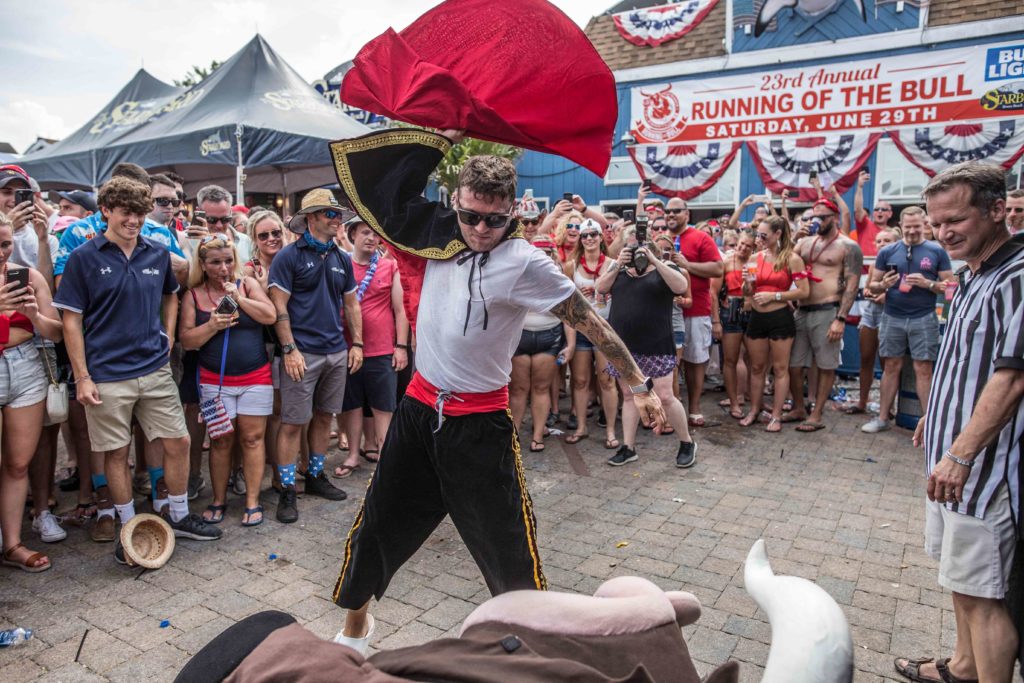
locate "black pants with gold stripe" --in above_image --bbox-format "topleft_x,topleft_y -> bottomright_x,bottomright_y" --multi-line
333,396 -> 546,609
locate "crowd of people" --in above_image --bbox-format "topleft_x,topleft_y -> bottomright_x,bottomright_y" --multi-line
0,156 -> 1014,579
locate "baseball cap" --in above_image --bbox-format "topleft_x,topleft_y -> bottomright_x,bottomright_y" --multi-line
0,165 -> 31,189
57,190 -> 98,213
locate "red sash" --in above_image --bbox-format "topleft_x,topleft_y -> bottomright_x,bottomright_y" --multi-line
406,372 -> 509,416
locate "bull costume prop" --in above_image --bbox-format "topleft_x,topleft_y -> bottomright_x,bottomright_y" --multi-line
175,541 -> 853,682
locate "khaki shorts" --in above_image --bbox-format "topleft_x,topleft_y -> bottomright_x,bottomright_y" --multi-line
84,364 -> 188,452
791,307 -> 842,370
279,350 -> 348,425
925,484 -> 1017,599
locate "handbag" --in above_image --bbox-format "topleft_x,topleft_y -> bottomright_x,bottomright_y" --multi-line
198,328 -> 234,440
40,345 -> 68,424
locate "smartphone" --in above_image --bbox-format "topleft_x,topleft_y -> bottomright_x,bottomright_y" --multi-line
7,267 -> 29,291
751,194 -> 770,203
662,248 -> 672,259
193,210 -> 207,223
642,178 -> 652,191
808,170 -> 818,181
215,296 -> 239,315
623,209 -> 634,223
14,189 -> 33,207
562,192 -> 573,203
887,265 -> 899,275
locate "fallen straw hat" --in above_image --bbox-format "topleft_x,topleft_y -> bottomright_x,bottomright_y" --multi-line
120,513 -> 175,569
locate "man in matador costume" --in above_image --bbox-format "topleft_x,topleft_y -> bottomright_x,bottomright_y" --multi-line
327,127 -> 668,653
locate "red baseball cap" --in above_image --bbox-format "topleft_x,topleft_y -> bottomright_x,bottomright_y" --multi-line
0,164 -> 31,189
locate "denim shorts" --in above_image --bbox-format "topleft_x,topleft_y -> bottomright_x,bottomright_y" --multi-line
673,330 -> 686,350
575,331 -> 595,352
859,301 -> 883,330
515,325 -> 563,357
879,312 -> 939,361
0,341 -> 47,409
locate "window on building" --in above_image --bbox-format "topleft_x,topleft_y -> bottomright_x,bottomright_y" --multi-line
875,139 -> 929,202
604,156 -> 642,186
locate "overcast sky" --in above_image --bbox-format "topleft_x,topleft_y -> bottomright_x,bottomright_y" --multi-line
0,0 -> 614,153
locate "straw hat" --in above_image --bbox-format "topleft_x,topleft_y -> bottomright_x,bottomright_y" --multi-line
120,514 -> 175,569
287,188 -> 354,234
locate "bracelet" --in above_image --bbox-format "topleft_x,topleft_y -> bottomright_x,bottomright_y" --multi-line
76,374 -> 91,382
395,343 -> 409,349
943,450 -> 974,468
352,342 -> 364,348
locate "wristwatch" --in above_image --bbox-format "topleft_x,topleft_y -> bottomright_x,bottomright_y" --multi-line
281,343 -> 297,355
774,292 -> 782,301
629,377 -> 654,395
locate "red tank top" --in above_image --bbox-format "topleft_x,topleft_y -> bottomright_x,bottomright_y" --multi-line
0,312 -> 33,346
724,269 -> 745,297
754,252 -> 793,294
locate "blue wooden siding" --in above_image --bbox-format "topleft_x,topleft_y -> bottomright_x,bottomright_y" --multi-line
732,0 -> 921,53
516,32 -> 1024,216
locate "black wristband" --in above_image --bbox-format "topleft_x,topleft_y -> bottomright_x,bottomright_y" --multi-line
395,343 -> 409,349
352,342 -> 364,348
835,315 -> 846,322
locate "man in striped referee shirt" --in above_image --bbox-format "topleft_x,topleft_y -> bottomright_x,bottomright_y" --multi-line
895,162 -> 1023,683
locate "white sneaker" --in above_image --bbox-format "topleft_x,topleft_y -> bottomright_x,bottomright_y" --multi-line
861,417 -> 891,434
32,511 -> 67,543
333,614 -> 375,656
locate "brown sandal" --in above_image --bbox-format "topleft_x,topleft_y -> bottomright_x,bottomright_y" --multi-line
3,543 -> 51,573
893,656 -> 977,683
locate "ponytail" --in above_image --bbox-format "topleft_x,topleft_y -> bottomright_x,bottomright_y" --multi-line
764,216 -> 794,273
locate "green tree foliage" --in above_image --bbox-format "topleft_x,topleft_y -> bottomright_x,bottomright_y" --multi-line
174,60 -> 223,88
434,136 -> 522,195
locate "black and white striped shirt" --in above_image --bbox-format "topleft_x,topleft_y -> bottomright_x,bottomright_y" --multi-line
924,236 -> 1024,534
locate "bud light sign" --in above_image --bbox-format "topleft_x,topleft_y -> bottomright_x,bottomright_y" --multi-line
986,45 -> 1024,82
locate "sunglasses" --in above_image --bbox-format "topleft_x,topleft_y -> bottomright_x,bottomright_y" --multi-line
454,207 -> 512,229
564,223 -> 581,231
580,231 -> 601,239
257,229 -> 282,241
521,219 -> 540,226
319,208 -> 345,220
199,232 -> 231,245
666,208 -> 687,214
154,197 -> 182,207
205,215 -> 233,225
755,233 -> 769,240
873,207 -> 891,212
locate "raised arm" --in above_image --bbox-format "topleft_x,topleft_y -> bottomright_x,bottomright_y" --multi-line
854,170 -> 869,223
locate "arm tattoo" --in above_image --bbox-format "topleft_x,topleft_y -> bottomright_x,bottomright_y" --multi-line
838,241 -> 864,318
550,290 -> 643,382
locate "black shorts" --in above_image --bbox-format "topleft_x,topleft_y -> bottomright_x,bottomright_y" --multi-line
745,307 -> 796,340
342,355 -> 398,413
514,325 -> 563,357
179,350 -> 200,404
333,396 -> 545,609
722,297 -> 749,335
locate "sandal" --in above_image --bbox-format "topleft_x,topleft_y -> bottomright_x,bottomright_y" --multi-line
64,502 -> 98,527
242,506 -> 264,527
202,504 -> 227,524
738,412 -> 758,427
893,656 -> 977,683
359,449 -> 380,463
529,440 -> 545,453
604,437 -> 620,450
564,432 -> 588,445
795,421 -> 827,433
2,543 -> 51,573
660,426 -> 675,436
765,417 -> 782,433
840,404 -> 866,415
728,407 -> 745,419
332,463 -> 359,479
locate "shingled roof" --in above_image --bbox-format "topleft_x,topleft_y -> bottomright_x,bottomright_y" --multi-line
584,1 -> 727,73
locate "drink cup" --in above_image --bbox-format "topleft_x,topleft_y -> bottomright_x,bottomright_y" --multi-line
898,275 -> 912,293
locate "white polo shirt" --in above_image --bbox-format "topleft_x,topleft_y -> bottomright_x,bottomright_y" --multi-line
416,238 -> 576,393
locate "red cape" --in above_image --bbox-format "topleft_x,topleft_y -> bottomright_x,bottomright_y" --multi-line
341,0 -> 617,177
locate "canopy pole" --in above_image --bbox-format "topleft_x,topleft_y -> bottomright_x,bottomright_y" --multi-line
281,169 -> 289,217
235,124 -> 245,204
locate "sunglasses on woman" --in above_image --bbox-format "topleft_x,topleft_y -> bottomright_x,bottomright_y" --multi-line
257,229 -> 283,241
564,223 -> 581,231
454,207 -> 512,229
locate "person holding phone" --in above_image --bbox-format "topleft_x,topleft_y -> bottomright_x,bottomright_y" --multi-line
178,234 -> 276,527
0,215 -> 64,572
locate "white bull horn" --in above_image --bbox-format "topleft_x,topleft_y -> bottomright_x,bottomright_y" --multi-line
744,539 -> 853,683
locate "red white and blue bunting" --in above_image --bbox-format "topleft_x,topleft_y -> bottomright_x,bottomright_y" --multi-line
613,0 -> 720,48
888,120 -> 1024,177
628,141 -> 742,200
745,132 -> 881,202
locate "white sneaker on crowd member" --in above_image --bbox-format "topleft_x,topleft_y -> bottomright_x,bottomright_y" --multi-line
32,511 -> 67,543
861,417 -> 891,433
333,614 -> 375,656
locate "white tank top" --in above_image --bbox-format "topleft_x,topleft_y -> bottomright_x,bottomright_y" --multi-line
572,255 -> 612,319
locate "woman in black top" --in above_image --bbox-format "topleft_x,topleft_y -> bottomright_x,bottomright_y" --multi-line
595,229 -> 697,469
180,235 -> 276,527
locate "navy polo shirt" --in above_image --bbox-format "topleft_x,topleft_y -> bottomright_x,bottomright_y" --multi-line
874,240 -> 951,319
53,235 -> 179,383
268,240 -> 357,354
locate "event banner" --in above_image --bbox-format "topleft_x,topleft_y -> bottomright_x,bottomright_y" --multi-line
630,41 -> 1024,144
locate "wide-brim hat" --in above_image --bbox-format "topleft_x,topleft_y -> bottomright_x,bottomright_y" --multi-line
287,188 -> 355,234
120,513 -> 175,569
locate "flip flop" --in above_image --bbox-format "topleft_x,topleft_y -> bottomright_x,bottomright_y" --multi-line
359,449 -> 380,463
840,404 -> 866,415
604,438 -> 620,450
765,417 -> 782,433
242,506 -> 264,527
717,398 -> 733,407
529,440 -> 545,453
795,421 -> 827,433
332,463 -> 359,479
564,432 -> 588,444
660,427 -> 675,436
203,504 -> 227,524
728,408 -> 745,419
779,412 -> 806,423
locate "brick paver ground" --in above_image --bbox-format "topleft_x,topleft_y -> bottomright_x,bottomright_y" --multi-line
0,391 -> 959,682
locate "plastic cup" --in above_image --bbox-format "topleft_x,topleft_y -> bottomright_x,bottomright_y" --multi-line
898,275 -> 912,293
944,281 -> 957,301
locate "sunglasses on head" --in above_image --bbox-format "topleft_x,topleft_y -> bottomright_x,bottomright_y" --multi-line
154,197 -> 182,207
454,207 -> 512,229
257,228 -> 282,241
205,215 -> 233,225
199,232 -> 231,245
666,208 -> 687,214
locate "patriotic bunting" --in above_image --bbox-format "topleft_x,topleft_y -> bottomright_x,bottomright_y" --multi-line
888,120 -> 1024,177
745,133 -> 881,202
628,141 -> 742,200
613,0 -> 720,48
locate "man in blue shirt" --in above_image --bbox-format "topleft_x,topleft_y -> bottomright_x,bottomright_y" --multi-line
54,177 -> 221,563
863,206 -> 954,433
268,189 -> 362,523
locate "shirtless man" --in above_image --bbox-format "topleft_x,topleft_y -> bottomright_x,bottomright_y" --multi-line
785,198 -> 863,432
